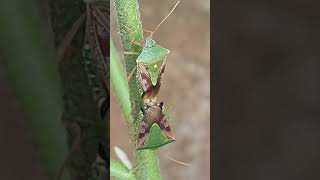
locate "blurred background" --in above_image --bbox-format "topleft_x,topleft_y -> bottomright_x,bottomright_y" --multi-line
214,0 -> 320,180
0,1 -> 53,179
0,67 -> 49,179
110,0 -> 210,179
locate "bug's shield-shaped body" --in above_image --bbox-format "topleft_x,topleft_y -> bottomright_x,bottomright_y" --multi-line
137,61 -> 165,102
136,37 -> 170,100
136,101 -> 175,150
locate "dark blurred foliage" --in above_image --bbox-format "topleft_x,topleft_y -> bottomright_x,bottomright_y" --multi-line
214,0 -> 320,180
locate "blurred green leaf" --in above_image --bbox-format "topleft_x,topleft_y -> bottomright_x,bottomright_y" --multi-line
110,159 -> 136,180
110,39 -> 132,122
114,146 -> 133,170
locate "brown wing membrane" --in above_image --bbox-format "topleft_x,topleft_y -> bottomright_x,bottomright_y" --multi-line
158,113 -> 174,140
138,59 -> 167,100
136,116 -> 151,147
156,58 -> 166,89
137,63 -> 153,92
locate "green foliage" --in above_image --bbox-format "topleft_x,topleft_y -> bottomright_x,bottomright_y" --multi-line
110,160 -> 136,180
114,146 -> 133,170
110,40 -> 132,121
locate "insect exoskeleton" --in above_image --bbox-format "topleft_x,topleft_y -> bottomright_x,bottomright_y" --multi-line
136,101 -> 175,150
136,37 -> 169,99
134,0 -> 181,150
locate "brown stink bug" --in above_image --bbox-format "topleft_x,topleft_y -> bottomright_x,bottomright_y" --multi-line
136,101 -> 175,150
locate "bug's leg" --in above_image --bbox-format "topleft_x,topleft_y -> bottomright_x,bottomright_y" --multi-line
159,101 -> 164,108
167,156 -> 192,167
130,40 -> 144,47
140,103 -> 149,115
127,65 -> 137,82
143,29 -> 153,34
124,51 -> 140,55
140,106 -> 145,114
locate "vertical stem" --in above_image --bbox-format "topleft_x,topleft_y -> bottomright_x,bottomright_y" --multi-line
0,0 -> 69,179
114,0 -> 161,179
114,0 -> 144,122
110,40 -> 132,121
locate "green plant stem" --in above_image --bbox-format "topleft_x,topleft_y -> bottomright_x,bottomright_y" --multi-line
0,0 -> 69,179
110,39 -> 132,121
114,0 -> 161,179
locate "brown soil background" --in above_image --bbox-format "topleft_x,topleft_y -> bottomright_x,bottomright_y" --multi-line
110,0 -> 210,179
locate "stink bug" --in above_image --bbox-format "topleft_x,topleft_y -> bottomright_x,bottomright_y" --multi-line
132,0 -> 180,150
136,38 -> 169,102
127,0 -> 180,102
136,101 -> 175,150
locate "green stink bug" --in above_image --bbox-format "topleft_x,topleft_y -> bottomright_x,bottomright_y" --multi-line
132,0 -> 180,150
134,39 -> 168,103
136,101 -> 175,150
127,0 -> 180,102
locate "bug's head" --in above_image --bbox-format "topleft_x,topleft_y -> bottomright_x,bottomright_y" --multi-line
145,37 -> 156,48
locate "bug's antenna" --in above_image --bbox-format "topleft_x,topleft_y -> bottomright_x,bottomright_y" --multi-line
150,0 -> 181,37
168,156 -> 192,167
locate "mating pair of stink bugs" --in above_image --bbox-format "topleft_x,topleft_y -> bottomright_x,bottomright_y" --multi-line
128,0 -> 181,150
